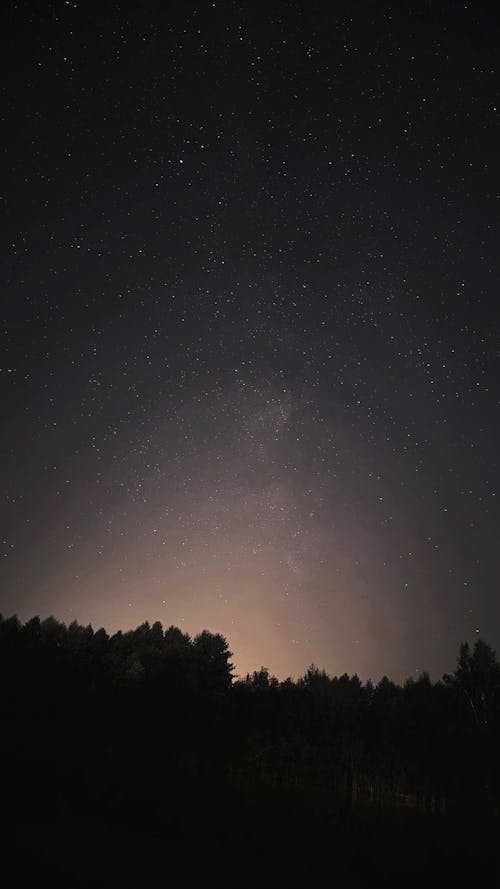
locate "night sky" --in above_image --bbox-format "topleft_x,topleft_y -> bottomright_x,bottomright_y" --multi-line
2,1 -> 499,683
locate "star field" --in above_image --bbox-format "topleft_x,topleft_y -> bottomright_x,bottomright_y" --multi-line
1,1 -> 499,681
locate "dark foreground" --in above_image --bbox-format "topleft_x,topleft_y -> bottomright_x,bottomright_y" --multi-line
3,617 -> 500,885
4,772 -> 499,887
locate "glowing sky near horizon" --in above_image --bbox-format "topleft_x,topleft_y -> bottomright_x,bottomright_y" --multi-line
2,2 -> 499,682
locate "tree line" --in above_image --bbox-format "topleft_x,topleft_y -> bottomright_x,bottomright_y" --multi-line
1,612 -> 500,816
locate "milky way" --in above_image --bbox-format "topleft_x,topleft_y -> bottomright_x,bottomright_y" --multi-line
2,2 -> 499,681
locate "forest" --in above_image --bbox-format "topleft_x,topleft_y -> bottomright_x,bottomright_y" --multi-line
2,613 -> 500,884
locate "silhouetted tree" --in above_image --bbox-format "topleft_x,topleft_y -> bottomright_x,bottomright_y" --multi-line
2,612 -> 500,819
193,630 -> 233,693
451,639 -> 500,727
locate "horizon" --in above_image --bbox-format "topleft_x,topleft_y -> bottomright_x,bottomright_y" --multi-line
1,608 -> 487,686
